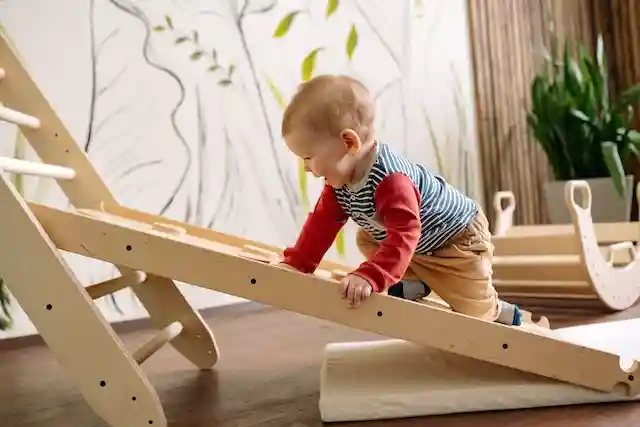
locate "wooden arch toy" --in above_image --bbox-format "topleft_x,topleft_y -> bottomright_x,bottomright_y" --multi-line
0,33 -> 638,427
491,184 -> 640,311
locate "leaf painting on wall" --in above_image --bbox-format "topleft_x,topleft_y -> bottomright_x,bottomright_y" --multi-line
273,11 -> 301,38
266,77 -> 310,213
301,47 -> 324,81
100,0 -> 303,241
270,0 -> 366,259
346,24 -> 358,60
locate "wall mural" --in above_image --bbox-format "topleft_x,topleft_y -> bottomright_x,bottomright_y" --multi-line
0,0 -> 480,336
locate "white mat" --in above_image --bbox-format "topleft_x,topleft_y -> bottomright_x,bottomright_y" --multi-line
319,318 -> 640,422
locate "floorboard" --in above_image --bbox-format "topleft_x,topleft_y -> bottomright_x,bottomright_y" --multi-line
0,301 -> 639,427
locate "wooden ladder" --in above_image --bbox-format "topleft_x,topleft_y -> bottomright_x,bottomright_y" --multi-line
0,33 -> 218,427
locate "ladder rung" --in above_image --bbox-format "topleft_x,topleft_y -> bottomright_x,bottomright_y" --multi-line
132,321 -> 184,365
0,68 -> 5,79
85,271 -> 146,300
0,157 -> 75,180
0,104 -> 40,129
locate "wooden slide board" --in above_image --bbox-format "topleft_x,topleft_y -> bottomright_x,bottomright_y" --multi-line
26,201 -> 640,397
489,187 -> 640,311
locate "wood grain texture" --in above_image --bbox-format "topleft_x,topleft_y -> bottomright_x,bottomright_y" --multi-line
467,0 -> 640,226
1,302 -> 640,427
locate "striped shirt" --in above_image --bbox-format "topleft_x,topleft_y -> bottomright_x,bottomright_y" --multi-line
334,141 -> 478,254
282,140 -> 479,292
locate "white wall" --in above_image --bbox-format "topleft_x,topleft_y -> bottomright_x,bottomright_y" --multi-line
0,0 -> 481,338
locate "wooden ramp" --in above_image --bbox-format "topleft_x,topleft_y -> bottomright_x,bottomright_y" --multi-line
491,189 -> 640,311
0,31 -> 639,427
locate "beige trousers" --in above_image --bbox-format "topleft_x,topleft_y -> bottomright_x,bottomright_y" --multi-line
356,208 -> 501,321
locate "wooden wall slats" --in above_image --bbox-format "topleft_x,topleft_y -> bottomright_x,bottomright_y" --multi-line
467,0 -> 640,226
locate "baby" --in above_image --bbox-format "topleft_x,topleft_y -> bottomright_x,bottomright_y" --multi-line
277,74 -> 521,326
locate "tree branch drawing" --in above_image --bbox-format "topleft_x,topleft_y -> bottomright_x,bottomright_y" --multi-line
270,0 -> 364,258
150,3 -> 301,238
354,0 -> 409,154
106,0 -> 192,219
234,1 -> 300,223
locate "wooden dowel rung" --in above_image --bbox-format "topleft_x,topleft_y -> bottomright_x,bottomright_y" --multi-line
86,271 -> 146,299
0,104 -> 40,128
0,157 -> 75,180
132,321 -> 183,365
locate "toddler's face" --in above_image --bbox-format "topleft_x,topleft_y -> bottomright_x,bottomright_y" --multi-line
284,129 -> 352,189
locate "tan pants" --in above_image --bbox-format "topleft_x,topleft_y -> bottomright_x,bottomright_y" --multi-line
356,208 -> 501,321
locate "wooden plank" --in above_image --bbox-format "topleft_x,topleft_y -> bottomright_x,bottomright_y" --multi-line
0,174 -> 166,427
29,202 -> 640,396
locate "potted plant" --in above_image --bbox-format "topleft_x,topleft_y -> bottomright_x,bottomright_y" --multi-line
527,33 -> 640,223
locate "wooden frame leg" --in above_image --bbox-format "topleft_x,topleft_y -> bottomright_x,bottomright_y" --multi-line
0,174 -> 166,427
128,273 -> 220,369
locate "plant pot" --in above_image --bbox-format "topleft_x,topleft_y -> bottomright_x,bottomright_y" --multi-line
543,175 -> 635,224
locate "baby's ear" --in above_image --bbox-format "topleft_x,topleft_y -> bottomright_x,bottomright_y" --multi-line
340,128 -> 361,153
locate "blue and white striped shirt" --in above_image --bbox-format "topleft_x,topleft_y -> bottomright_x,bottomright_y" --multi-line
334,141 -> 478,254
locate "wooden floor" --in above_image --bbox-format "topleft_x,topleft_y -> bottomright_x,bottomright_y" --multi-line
1,302 -> 640,427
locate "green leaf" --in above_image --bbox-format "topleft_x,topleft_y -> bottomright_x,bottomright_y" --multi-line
301,47 -> 323,81
165,15 -> 174,30
326,0 -> 339,17
335,229 -> 345,258
346,24 -> 358,60
568,108 -> 597,128
266,77 -> 287,110
190,50 -> 204,61
228,64 -> 236,78
298,159 -> 309,211
273,11 -> 300,38
218,79 -> 232,87
175,36 -> 189,44
601,141 -> 627,197
628,130 -> 640,147
208,64 -> 220,72
152,25 -> 165,32
628,141 -> 640,161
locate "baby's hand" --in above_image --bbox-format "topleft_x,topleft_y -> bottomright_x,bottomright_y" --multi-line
340,274 -> 373,308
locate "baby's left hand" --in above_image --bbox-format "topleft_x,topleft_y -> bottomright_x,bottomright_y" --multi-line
340,274 -> 373,308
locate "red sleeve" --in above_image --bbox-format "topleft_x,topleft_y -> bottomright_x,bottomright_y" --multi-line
351,173 -> 421,292
282,184 -> 348,273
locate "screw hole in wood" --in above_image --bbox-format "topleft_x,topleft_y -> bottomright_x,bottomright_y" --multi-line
629,375 -> 635,381
100,381 -> 106,387
126,245 -> 132,251
250,278 -> 256,284
376,311 -> 383,317
502,343 -> 509,350
46,304 -> 52,310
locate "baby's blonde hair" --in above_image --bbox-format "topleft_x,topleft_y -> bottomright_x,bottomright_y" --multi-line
281,74 -> 375,142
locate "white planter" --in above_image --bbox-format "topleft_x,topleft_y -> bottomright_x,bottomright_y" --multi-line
543,175 -> 635,224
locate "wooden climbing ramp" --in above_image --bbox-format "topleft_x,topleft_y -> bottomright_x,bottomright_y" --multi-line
491,188 -> 640,312
0,33 -> 638,427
